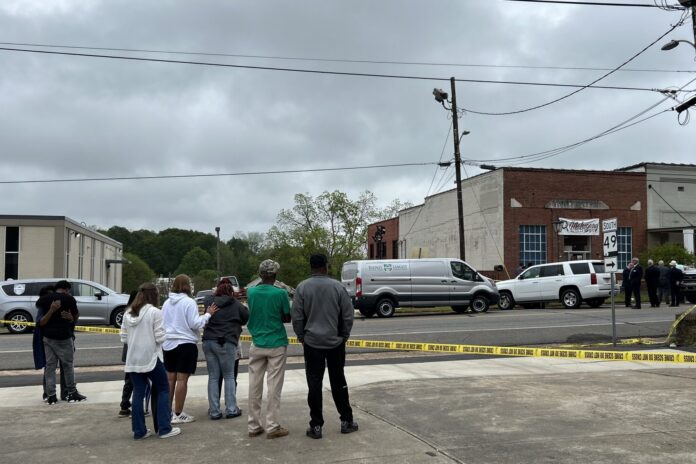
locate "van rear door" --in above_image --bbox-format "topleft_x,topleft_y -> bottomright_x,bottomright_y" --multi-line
341,262 -> 359,297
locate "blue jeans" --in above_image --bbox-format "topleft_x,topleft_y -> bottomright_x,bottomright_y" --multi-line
203,340 -> 239,417
130,360 -> 172,438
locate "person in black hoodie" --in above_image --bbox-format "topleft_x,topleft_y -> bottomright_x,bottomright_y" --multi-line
202,279 -> 249,420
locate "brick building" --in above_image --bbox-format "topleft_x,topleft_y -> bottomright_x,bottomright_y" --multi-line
396,167 -> 653,277
366,216 -> 399,259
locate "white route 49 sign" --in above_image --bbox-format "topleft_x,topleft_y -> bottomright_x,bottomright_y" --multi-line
602,217 -> 618,271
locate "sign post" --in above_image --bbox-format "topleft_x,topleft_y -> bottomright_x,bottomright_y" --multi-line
602,218 -> 618,346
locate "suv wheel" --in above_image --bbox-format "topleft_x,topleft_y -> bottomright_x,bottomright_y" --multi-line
498,291 -> 515,310
375,298 -> 396,318
110,307 -> 125,328
470,295 -> 490,313
561,289 -> 581,309
6,310 -> 32,334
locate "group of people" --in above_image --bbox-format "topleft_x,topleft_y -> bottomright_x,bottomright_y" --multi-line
119,253 -> 358,441
622,257 -> 684,309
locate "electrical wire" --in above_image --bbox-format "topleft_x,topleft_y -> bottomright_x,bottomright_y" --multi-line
506,0 -> 682,7
0,46 -> 686,93
463,75 -> 696,166
0,41 -> 692,74
458,21 -> 687,116
0,161 -> 437,185
648,184 -> 696,226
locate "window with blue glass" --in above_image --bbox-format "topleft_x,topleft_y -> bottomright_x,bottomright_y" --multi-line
617,227 -> 632,270
519,225 -> 547,266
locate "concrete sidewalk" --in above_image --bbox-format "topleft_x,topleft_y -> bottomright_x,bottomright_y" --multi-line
4,355 -> 696,463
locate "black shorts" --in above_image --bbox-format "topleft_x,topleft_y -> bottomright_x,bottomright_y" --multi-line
163,343 -> 198,374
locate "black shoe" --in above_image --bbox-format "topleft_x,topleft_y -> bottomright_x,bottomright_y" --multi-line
225,409 -> 242,419
60,392 -> 68,401
47,395 -> 58,405
118,408 -> 131,418
341,420 -> 359,434
42,393 -> 48,402
66,391 -> 87,403
306,425 -> 322,439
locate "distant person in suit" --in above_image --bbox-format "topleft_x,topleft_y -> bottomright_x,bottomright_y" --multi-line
622,262 -> 634,307
629,257 -> 643,309
644,259 -> 660,308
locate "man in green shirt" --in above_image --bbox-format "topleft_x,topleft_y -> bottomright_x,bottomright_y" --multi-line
246,259 -> 291,439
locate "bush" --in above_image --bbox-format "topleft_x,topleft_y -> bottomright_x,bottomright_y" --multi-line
640,243 -> 695,267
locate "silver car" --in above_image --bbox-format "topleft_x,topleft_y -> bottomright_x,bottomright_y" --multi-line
0,278 -> 130,334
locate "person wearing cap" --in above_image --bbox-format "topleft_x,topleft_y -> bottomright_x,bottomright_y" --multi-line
246,259 -> 291,439
668,261 -> 684,307
292,253 -> 358,440
37,280 -> 86,404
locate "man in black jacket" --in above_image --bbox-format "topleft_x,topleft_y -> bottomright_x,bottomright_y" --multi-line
644,259 -> 661,308
629,257 -> 644,309
622,262 -> 634,308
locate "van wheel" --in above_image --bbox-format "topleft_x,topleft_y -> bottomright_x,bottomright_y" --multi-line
561,289 -> 581,309
6,310 -> 32,334
359,308 -> 376,318
111,307 -> 125,328
451,305 -> 469,313
470,295 -> 490,313
375,299 -> 396,318
498,291 -> 515,310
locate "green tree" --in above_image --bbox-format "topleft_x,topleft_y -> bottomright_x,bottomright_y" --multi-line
122,252 -> 156,294
640,243 -> 695,267
192,269 -> 218,295
175,247 -> 214,277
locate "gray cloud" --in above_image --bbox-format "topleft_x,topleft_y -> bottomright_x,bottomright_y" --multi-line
0,0 -> 694,239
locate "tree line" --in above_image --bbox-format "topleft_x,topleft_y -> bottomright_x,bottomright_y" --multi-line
104,190 -> 409,294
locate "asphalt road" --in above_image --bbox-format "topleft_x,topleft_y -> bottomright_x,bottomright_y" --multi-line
1,304 -> 686,373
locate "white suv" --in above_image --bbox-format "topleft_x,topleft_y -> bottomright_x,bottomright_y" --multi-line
496,260 -> 613,310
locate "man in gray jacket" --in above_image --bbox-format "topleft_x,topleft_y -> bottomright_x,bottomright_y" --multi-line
292,254 -> 358,439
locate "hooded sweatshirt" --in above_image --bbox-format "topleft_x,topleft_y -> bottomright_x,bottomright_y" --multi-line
162,292 -> 211,352
120,304 -> 166,373
201,295 -> 249,346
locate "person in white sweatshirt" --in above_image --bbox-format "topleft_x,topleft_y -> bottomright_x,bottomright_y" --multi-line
120,282 -> 180,440
161,274 -> 218,424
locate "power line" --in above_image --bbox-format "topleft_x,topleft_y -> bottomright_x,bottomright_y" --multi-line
506,0 -> 681,7
0,161 -> 437,185
0,46 -> 685,93
459,21 -> 686,116
0,41 -> 692,74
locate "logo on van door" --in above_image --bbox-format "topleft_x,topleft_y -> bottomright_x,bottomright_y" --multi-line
366,263 -> 410,272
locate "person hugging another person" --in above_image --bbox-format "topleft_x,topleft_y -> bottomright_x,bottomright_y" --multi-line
162,274 -> 218,424
120,282 -> 180,440
201,278 -> 249,420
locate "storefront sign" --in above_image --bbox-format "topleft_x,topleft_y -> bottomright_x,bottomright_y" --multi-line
558,218 -> 600,236
546,199 -> 609,210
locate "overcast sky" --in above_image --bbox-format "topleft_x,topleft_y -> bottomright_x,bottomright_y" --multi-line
0,0 -> 694,240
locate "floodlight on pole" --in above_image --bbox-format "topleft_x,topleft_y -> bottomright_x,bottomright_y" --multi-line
661,39 -> 696,51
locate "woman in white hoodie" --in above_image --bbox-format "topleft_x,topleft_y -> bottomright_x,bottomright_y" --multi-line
162,274 -> 218,424
120,282 -> 180,440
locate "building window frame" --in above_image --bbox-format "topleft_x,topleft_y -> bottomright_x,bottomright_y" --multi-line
617,227 -> 632,270
519,225 -> 547,267
4,226 -> 20,280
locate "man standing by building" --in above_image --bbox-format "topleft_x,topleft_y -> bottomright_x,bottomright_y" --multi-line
292,254 -> 358,440
622,262 -> 634,308
246,260 -> 291,439
644,259 -> 660,308
629,257 -> 644,309
668,260 -> 684,307
658,260 -> 671,305
39,280 -> 86,404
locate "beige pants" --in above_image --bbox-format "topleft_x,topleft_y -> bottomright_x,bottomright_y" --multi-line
247,344 -> 287,433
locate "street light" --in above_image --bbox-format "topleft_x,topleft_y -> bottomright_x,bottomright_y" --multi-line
215,226 -> 221,282
661,39 -> 696,51
433,78 -> 468,261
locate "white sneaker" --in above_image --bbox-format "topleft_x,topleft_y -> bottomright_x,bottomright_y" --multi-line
159,427 -> 181,439
172,411 -> 195,424
135,429 -> 152,440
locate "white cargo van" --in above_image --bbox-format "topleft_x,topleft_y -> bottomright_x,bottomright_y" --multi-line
340,259 -> 499,317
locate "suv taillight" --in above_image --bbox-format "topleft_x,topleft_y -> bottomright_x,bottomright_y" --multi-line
590,273 -> 597,285
355,277 -> 362,297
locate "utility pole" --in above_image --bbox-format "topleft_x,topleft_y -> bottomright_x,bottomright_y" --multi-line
215,226 -> 221,283
450,77 -> 466,261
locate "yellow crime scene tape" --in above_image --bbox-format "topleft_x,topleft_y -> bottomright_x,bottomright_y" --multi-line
4,315 -> 696,364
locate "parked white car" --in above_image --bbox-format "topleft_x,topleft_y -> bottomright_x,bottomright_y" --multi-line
0,278 -> 130,334
496,260 -> 614,310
